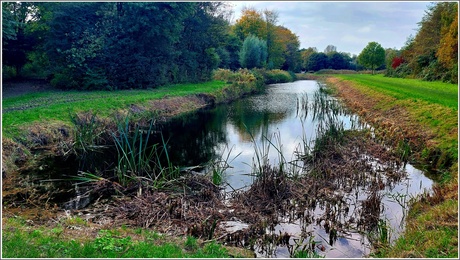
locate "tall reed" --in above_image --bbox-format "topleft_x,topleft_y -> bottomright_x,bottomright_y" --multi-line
111,116 -> 181,187
111,116 -> 157,185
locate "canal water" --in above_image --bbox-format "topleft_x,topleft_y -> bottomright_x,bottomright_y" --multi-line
152,80 -> 433,257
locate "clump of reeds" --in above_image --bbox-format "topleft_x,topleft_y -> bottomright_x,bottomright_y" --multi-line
111,115 -> 180,187
68,111 -> 111,172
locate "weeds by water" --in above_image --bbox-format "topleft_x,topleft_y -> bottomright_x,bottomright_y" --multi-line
207,145 -> 241,186
68,112 -> 110,171
111,115 -> 180,188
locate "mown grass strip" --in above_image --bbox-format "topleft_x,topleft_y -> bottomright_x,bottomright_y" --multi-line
2,80 -> 228,138
336,74 -> 458,109
1,217 -> 242,258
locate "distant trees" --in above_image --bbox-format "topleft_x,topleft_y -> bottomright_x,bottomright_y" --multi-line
327,52 -> 351,70
305,52 -> 328,71
324,45 -> 337,54
357,42 -> 385,74
300,48 -> 352,72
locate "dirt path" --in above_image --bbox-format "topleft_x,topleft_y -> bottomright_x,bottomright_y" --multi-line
2,79 -> 55,99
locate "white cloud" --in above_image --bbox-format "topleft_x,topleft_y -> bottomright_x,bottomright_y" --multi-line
230,1 -> 428,55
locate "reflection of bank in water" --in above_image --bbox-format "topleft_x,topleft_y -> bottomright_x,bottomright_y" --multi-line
206,81 -> 433,258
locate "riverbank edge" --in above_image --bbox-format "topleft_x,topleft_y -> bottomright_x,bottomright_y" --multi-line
2,86 -> 264,258
323,75 -> 458,258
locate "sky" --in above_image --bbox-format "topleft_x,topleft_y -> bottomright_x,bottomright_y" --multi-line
228,1 -> 431,55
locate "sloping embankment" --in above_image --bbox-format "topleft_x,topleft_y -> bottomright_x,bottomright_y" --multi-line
324,75 -> 458,258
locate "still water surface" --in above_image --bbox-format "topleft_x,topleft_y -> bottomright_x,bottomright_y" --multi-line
158,80 -> 433,257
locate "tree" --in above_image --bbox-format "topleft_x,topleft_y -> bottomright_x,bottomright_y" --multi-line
402,2 -> 457,81
327,52 -> 351,70
239,34 -> 267,69
299,47 -> 317,71
324,45 -> 337,54
233,7 -> 287,69
233,7 -> 266,41
2,2 -> 38,77
437,4 -> 458,70
263,9 -> 284,69
44,2 -> 228,90
276,26 -> 301,71
306,52 -> 328,71
357,42 -> 385,74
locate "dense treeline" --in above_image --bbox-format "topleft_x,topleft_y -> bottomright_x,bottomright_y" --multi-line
299,46 -> 361,72
385,2 -> 458,83
2,2 -> 303,90
2,2 -> 457,90
3,2 -> 232,90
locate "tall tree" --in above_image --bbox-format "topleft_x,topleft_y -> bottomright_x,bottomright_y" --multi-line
299,47 -> 317,71
239,34 -> 267,69
402,2 -> 457,81
2,2 -> 38,77
357,42 -> 385,74
324,45 -> 337,54
233,7 -> 287,69
233,7 -> 266,41
276,26 -> 301,71
44,2 -> 228,90
327,52 -> 351,70
436,4 -> 458,72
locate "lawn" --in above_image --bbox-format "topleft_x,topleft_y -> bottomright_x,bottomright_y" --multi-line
336,74 -> 458,109
2,80 -> 228,138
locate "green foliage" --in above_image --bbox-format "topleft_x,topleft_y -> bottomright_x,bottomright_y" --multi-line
43,2 -> 228,90
327,52 -> 352,70
258,69 -> 295,84
357,42 -> 386,74
94,230 -> 133,253
399,2 -> 458,83
1,221 -> 234,258
306,52 -> 328,71
239,34 -> 268,69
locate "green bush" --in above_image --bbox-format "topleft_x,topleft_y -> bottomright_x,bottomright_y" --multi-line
263,69 -> 292,84
2,65 -> 17,79
50,71 -> 80,89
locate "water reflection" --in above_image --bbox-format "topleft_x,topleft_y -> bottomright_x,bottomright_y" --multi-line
155,80 -> 433,258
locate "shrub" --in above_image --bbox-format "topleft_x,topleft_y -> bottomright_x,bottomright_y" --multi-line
263,69 -> 292,84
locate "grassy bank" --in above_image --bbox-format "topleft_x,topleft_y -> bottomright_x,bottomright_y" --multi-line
2,80 -> 228,138
325,74 -> 458,258
2,216 -> 249,258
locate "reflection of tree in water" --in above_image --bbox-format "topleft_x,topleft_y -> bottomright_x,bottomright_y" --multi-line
230,86 -> 408,257
227,95 -> 290,142
152,110 -> 228,167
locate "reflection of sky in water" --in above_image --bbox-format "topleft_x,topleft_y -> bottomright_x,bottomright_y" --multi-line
221,80 -> 360,191
210,80 -> 434,258
382,164 -> 434,242
162,80 -> 434,258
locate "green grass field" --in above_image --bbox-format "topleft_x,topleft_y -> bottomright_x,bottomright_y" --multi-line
337,74 -> 458,109
1,217 -> 238,258
2,80 -> 227,138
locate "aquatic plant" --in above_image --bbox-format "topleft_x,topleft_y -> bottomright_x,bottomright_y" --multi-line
207,145 -> 241,186
69,112 -> 110,171
111,115 -> 181,187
